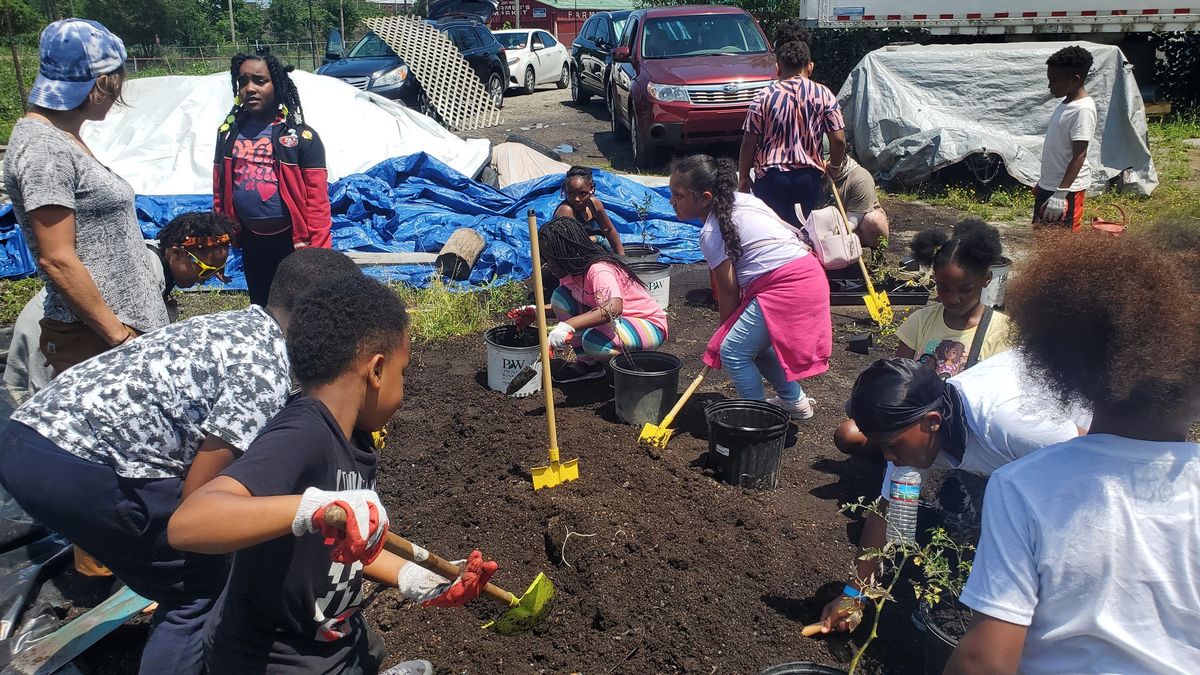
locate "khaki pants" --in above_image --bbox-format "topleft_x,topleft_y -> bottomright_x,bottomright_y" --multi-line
38,318 -> 138,576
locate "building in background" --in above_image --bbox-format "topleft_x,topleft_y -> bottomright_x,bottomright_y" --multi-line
491,0 -> 634,44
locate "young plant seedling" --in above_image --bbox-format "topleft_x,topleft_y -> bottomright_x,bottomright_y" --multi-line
635,194 -> 654,245
837,496 -> 975,675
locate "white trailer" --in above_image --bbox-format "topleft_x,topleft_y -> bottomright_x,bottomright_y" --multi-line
797,1 -> 1199,34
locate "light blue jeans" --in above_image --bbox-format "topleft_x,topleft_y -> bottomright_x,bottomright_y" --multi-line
718,298 -> 804,402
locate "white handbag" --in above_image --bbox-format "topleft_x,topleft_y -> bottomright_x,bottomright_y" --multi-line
799,203 -> 862,270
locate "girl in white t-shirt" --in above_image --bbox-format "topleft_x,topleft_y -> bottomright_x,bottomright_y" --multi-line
946,232 -> 1200,674
669,154 -> 832,419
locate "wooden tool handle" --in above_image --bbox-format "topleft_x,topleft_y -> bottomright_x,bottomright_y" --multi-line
526,209 -> 560,454
323,505 -> 517,607
659,365 -> 710,429
826,170 -> 879,298
801,622 -> 825,638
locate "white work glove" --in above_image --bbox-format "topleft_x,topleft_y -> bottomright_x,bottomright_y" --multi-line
396,550 -> 498,608
292,487 -> 390,565
547,322 -> 576,350
1041,190 -> 1068,222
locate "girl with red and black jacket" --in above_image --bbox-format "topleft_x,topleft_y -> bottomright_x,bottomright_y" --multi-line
213,48 -> 332,306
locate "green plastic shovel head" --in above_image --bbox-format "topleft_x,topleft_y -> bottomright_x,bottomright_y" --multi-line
481,572 -> 555,635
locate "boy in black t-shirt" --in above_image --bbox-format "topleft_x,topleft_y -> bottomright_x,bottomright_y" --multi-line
168,275 -> 497,674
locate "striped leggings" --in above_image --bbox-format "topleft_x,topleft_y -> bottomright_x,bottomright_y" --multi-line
550,287 -> 666,362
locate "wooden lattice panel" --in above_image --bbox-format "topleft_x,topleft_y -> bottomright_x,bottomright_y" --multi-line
366,16 -> 502,132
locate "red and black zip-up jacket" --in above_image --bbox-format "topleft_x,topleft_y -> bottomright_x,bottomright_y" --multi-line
213,119 -> 333,249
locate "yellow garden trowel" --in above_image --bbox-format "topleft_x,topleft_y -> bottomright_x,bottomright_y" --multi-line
828,172 -> 893,327
638,366 -> 710,450
525,209 -> 580,490
325,506 -> 554,635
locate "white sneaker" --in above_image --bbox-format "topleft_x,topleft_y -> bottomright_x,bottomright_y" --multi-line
381,660 -> 434,675
768,396 -> 815,421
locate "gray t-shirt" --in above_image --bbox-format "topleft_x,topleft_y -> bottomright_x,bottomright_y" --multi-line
11,306 -> 291,479
2,118 -> 168,332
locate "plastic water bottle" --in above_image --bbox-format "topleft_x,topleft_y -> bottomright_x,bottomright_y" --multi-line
886,467 -> 922,544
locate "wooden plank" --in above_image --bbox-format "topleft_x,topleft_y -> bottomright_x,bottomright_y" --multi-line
4,586 -> 152,675
1145,101 -> 1172,120
346,252 -> 438,266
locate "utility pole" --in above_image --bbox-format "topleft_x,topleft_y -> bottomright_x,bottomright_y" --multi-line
4,5 -> 26,112
306,0 -> 316,69
515,0 -> 520,28
228,0 -> 236,44
339,0 -> 345,42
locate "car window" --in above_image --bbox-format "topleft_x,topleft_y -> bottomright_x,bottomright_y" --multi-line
473,26 -> 495,48
611,17 -> 628,44
640,15 -> 767,59
347,33 -> 396,58
449,26 -> 482,51
538,31 -> 557,48
494,32 -> 528,49
620,18 -> 638,48
531,33 -> 545,49
580,18 -> 597,42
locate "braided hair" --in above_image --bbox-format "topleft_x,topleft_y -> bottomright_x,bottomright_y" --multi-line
564,165 -> 596,191
220,47 -> 305,133
670,154 -> 741,262
157,211 -> 237,249
538,216 -> 646,288
910,218 -> 1003,277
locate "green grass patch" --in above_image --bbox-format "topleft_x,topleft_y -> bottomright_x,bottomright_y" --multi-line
0,277 -> 43,324
886,114 -> 1200,229
174,290 -> 251,321
393,280 -> 528,343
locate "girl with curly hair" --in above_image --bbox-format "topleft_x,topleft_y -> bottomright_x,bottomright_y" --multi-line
947,232 -> 1200,673
213,48 -> 332,306
670,154 -> 831,419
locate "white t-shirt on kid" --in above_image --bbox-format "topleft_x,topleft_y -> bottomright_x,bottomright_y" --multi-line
881,350 -> 1086,501
699,192 -> 808,289
1038,96 -> 1097,193
961,434 -> 1200,674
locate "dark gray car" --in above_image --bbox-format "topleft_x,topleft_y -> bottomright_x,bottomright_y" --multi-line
569,10 -> 631,105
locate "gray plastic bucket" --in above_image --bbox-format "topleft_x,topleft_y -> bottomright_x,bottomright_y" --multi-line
706,400 -> 790,490
619,244 -> 660,263
981,256 -> 1012,308
609,351 -> 682,426
628,261 -> 671,309
483,326 -> 541,397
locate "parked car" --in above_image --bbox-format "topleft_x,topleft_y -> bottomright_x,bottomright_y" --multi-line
569,10 -> 631,105
608,6 -> 777,168
493,29 -> 570,94
316,0 -> 509,110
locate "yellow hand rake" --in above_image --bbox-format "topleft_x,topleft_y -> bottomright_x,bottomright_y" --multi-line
638,366 -> 710,450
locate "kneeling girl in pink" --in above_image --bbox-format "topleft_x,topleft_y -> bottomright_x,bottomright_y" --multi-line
670,154 -> 831,419
540,217 -> 668,383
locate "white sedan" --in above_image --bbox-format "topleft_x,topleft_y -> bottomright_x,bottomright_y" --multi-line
493,29 -> 570,94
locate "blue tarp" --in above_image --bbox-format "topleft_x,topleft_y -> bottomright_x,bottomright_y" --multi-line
0,153 -> 701,288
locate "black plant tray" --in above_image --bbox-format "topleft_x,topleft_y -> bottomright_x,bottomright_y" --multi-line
829,277 -> 931,307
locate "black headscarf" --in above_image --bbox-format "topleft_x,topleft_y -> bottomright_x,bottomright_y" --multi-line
845,358 -> 968,460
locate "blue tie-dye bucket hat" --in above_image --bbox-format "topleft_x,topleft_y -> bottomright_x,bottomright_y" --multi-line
28,18 -> 127,111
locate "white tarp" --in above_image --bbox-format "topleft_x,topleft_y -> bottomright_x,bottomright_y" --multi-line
81,70 -> 491,195
838,42 -> 1157,195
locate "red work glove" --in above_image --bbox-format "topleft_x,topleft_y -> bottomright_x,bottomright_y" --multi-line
395,549 -> 499,608
293,487 -> 390,565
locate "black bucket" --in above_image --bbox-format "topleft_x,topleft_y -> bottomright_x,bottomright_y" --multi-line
706,400 -> 790,490
914,605 -> 958,675
619,243 -> 661,263
610,351 -> 682,427
761,663 -> 848,675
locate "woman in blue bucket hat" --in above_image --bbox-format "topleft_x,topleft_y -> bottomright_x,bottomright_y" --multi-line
2,19 -> 169,373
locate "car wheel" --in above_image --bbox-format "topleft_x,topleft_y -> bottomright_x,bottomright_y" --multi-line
630,108 -> 661,170
609,87 -> 628,140
522,67 -> 536,95
487,72 -> 505,108
571,68 -> 591,105
557,64 -> 569,89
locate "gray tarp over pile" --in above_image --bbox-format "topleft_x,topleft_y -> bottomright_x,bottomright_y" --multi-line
838,42 -> 1157,195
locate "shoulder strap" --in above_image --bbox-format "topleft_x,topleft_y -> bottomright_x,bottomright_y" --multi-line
965,306 -> 994,370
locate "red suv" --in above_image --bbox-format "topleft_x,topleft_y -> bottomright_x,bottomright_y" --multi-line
608,6 -> 777,168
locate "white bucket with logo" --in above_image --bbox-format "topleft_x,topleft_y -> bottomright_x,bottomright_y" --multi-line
981,257 -> 1013,308
629,261 -> 671,309
483,326 -> 541,397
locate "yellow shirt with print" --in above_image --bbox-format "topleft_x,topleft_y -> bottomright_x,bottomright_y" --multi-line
896,303 -> 1010,379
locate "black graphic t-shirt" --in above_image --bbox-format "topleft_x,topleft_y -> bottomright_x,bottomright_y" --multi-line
204,397 -> 382,674
231,121 -> 290,235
